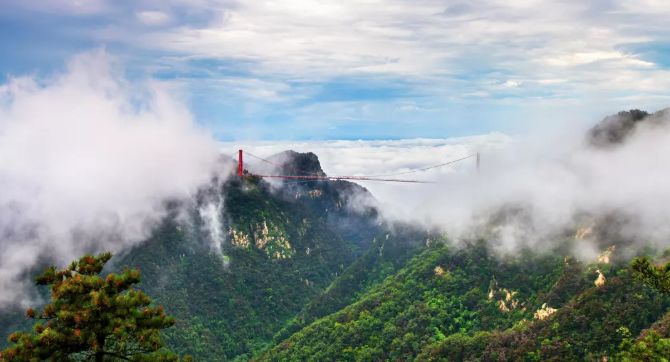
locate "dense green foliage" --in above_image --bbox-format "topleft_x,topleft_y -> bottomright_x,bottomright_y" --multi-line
258,242 -> 573,361
3,151 -> 670,361
0,253 -> 183,361
632,256 -> 670,294
261,242 -> 670,361
273,226 -> 429,344
419,269 -> 668,361
112,175 -> 379,360
612,257 -> 670,361
0,154 -> 382,361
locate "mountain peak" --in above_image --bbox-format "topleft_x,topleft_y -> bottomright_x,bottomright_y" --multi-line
587,108 -> 669,148
268,150 -> 326,177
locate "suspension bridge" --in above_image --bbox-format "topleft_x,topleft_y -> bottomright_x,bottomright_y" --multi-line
234,149 -> 480,184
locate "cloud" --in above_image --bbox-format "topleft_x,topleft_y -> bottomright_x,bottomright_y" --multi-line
220,133 -> 511,204
5,0 -> 111,15
0,50 -> 223,306
225,113 -> 670,258
126,1 -> 669,83
542,51 -> 654,68
501,80 -> 522,88
137,10 -> 172,26
101,1 -> 670,137
5,1 -> 670,139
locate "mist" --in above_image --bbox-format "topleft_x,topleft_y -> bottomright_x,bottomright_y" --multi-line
0,50 -> 222,306
228,111 -> 670,259
2,51 -> 668,308
366,111 -> 670,258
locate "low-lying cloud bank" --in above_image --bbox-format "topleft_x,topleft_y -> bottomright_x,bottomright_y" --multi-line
226,111 -> 670,258
220,133 -> 510,197
0,50 -> 221,306
420,112 -> 670,256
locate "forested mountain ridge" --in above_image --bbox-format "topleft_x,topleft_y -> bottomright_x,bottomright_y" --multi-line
0,151 -> 386,360
260,240 -> 670,361
4,109 -> 670,361
100,153 -> 397,360
254,108 -> 670,360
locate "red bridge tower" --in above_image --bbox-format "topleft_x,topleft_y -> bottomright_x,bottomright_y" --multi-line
237,149 -> 244,177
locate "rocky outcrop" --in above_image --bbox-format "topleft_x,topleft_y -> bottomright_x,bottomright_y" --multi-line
587,108 -> 669,148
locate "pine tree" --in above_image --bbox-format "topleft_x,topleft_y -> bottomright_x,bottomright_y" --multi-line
0,252 -> 190,361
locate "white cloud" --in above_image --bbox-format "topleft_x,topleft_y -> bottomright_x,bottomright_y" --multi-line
8,0 -> 670,103
92,0 -> 667,105
502,80 -> 522,88
0,50 -> 223,306
223,114 -> 670,257
543,51 -> 652,68
8,0 -> 111,15
11,0 -> 670,114
220,133 -> 511,205
137,10 -> 172,26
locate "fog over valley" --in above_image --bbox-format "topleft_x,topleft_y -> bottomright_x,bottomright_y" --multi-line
2,1 -> 670,360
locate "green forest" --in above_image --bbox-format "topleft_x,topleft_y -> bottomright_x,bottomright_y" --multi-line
3,151 -> 670,361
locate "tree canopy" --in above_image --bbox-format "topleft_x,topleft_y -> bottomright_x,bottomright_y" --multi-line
0,252 -> 189,361
632,256 -> 670,294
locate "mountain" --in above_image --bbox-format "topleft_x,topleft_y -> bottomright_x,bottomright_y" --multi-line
4,121 -> 670,361
101,150 -> 395,360
259,240 -> 670,361
0,151 -> 384,360
587,108 -> 669,148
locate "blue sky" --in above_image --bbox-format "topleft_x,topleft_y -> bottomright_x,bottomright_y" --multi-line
2,0 -> 670,140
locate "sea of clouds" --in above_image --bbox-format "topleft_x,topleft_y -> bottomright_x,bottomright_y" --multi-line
224,113 -> 670,258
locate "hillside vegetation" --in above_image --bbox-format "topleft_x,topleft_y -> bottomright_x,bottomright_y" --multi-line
260,240 -> 670,361
3,133 -> 670,360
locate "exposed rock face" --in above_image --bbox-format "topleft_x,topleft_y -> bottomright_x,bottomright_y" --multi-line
268,150 -> 326,177
230,227 -> 250,247
254,220 -> 293,259
534,303 -> 557,320
595,269 -> 606,287
587,108 -> 669,148
488,278 -> 521,313
597,246 -> 615,264
228,220 -> 293,259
